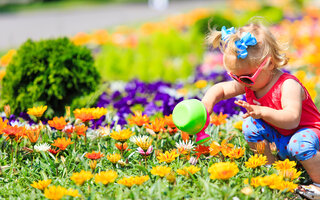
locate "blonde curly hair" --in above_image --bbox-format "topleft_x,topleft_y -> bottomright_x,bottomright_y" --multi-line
206,23 -> 288,70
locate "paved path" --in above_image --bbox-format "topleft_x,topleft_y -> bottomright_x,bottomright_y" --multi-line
0,0 -> 223,50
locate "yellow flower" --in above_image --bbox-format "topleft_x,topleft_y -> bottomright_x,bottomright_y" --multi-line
278,168 -> 301,181
150,166 -> 171,177
131,135 -> 152,151
65,188 -> 81,197
227,147 -> 245,159
194,80 -> 207,89
260,174 -> 283,189
157,151 -> 179,163
177,166 -> 201,177
91,107 -> 108,119
208,162 -> 239,180
118,175 -> 149,187
107,153 -> 121,163
134,175 -> 149,185
245,154 -> 267,169
0,49 -> 16,67
117,176 -> 136,187
273,159 -> 296,171
251,177 -> 264,187
94,170 -> 118,185
273,180 -> 298,192
44,185 -> 67,200
27,105 -> 47,118
70,170 -> 93,185
110,128 -> 134,142
89,160 -> 97,171
31,179 -> 52,190
233,120 -> 243,131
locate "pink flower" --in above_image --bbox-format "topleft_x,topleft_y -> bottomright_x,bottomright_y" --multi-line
138,146 -> 153,156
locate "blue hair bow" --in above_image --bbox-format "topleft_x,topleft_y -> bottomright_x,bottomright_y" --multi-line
235,32 -> 257,59
221,26 -> 236,41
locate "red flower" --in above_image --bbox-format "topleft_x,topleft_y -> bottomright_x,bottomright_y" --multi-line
48,148 -> 60,155
194,145 -> 210,159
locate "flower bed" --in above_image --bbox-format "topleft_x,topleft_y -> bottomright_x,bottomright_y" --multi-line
1,1 -> 320,199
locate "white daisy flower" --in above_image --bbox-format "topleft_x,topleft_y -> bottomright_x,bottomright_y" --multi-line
175,140 -> 195,151
130,135 -> 150,144
34,143 -> 51,152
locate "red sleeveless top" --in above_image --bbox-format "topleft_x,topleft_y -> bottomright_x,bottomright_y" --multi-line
245,73 -> 320,136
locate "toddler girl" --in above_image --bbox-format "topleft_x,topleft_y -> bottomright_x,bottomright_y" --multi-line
202,23 -> 320,199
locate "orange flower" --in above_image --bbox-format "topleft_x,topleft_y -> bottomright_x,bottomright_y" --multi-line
73,108 -> 107,122
51,137 -> 73,150
256,141 -> 266,155
164,115 -> 176,128
74,112 -> 94,122
3,125 -> 26,141
115,142 -> 129,151
71,32 -> 91,46
48,117 -> 67,130
209,141 -> 221,156
146,118 -> 165,133
220,139 -> 234,157
74,124 -> 88,136
85,151 -> 104,160
194,145 -> 210,159
128,111 -> 149,127
227,147 -> 245,159
181,132 -> 190,142
92,30 -> 109,45
26,128 -> 40,144
210,112 -> 228,126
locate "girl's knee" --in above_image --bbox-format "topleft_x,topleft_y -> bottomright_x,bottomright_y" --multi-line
287,131 -> 318,161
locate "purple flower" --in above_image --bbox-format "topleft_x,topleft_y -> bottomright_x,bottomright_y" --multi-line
137,146 -> 153,156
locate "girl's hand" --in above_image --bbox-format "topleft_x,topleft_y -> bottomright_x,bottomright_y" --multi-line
234,100 -> 263,119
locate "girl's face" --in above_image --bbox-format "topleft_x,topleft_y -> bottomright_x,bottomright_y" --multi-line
224,56 -> 273,91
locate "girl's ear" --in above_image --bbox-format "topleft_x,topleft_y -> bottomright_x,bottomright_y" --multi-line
266,57 -> 275,70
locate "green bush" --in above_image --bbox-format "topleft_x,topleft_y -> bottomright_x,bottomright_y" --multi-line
1,37 -> 101,117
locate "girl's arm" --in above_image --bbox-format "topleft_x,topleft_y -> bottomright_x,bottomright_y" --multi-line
235,79 -> 304,130
202,80 -> 245,115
